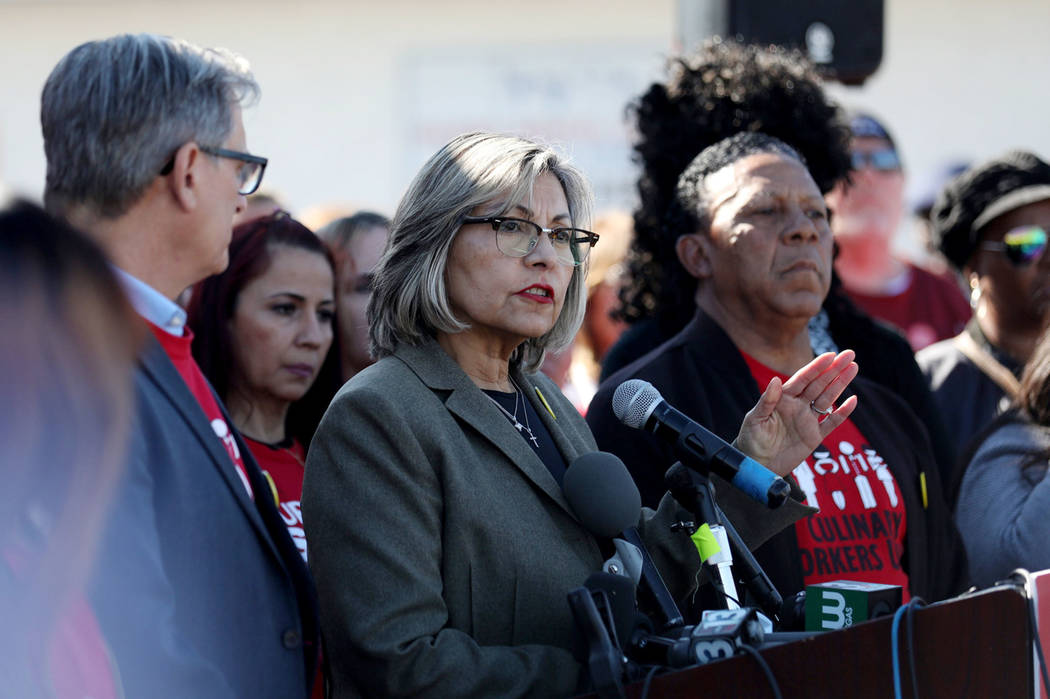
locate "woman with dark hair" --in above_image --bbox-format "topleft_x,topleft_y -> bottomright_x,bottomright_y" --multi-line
956,326 -> 1050,586
187,211 -> 341,561
0,200 -> 143,697
919,151 -> 1050,494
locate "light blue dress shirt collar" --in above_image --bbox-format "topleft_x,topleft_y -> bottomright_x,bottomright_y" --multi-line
112,266 -> 188,336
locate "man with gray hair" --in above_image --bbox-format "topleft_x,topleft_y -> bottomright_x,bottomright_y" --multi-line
41,34 -> 319,698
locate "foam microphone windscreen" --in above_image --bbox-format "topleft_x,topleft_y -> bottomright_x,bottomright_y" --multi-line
563,451 -> 642,537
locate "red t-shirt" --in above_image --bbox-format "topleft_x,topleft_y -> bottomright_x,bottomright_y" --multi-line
148,324 -> 253,501
844,263 -> 971,351
245,437 -> 308,562
742,352 -> 910,599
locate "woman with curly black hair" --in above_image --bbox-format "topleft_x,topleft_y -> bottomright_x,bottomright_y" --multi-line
613,39 -> 850,337
600,37 -> 960,492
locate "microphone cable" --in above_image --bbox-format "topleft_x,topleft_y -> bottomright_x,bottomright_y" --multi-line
891,597 -> 926,699
638,665 -> 660,699
738,644 -> 784,699
693,562 -> 744,611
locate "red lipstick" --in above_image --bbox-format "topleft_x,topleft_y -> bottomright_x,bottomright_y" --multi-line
515,284 -> 555,304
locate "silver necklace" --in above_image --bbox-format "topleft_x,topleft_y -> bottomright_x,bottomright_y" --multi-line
486,378 -> 540,448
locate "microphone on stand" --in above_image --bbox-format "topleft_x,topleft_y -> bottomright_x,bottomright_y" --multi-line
665,463 -> 784,622
563,451 -> 685,630
612,379 -> 790,509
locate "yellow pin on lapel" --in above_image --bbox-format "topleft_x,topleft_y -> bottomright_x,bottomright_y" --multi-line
534,387 -> 556,420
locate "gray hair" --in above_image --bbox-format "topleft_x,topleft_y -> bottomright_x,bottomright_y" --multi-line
41,33 -> 259,218
369,132 -> 594,373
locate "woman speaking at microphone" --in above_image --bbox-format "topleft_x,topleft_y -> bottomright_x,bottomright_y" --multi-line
302,132 -> 857,698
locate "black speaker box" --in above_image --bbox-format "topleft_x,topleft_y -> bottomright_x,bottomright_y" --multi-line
727,0 -> 884,85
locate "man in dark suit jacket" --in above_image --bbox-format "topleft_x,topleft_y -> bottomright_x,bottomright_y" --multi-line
40,34 -> 319,698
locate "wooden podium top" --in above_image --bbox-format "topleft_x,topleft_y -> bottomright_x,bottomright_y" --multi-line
586,586 -> 1030,699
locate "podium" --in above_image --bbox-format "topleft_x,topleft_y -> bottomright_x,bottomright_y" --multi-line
586,586 -> 1030,698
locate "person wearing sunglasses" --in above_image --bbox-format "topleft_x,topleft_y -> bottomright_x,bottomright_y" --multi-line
301,132 -> 859,698
918,150 -> 1050,499
825,113 -> 971,351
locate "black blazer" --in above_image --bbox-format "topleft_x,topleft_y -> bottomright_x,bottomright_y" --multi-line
89,337 -> 319,698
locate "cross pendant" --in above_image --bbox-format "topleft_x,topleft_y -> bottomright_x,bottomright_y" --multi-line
527,432 -> 539,448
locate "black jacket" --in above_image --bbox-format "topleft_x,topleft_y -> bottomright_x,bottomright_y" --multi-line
602,289 -> 961,493
587,311 -> 969,606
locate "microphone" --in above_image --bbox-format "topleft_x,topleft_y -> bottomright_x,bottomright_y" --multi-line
562,451 -> 641,538
583,572 -> 648,651
665,463 -> 784,621
612,379 -> 789,509
566,587 -> 625,698
564,452 -> 685,629
803,580 -> 902,631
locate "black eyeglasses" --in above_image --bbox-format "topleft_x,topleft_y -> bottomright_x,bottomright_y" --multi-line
159,145 -> 268,195
980,225 -> 1048,267
851,148 -> 901,173
199,146 -> 268,195
462,216 -> 600,266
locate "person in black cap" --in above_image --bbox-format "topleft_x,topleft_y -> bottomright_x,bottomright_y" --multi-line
917,150 -> 1050,498
826,112 -> 971,351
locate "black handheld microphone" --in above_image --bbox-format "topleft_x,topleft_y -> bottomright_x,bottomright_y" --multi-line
583,572 -> 648,651
563,452 -> 685,629
612,380 -> 790,509
566,587 -> 626,698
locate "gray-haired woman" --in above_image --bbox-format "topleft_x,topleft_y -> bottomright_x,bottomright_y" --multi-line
302,132 -> 858,698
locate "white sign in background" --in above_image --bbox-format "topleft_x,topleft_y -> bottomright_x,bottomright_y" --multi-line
396,44 -> 668,214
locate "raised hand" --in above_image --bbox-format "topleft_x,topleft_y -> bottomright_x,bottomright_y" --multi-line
732,350 -> 859,476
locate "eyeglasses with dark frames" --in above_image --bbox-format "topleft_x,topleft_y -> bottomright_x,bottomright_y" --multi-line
979,225 -> 1048,267
158,145 -> 268,196
462,216 -> 600,267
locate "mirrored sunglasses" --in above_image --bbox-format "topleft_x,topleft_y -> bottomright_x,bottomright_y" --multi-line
851,148 -> 901,173
980,226 -> 1049,267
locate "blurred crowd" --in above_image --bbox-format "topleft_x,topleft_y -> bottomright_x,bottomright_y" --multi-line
5,30 -> 1050,699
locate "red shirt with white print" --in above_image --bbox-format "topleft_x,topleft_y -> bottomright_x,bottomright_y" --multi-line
148,323 -> 253,501
245,437 -> 308,562
741,352 -> 910,599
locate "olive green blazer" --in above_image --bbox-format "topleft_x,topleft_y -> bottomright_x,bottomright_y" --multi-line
302,339 -> 805,698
